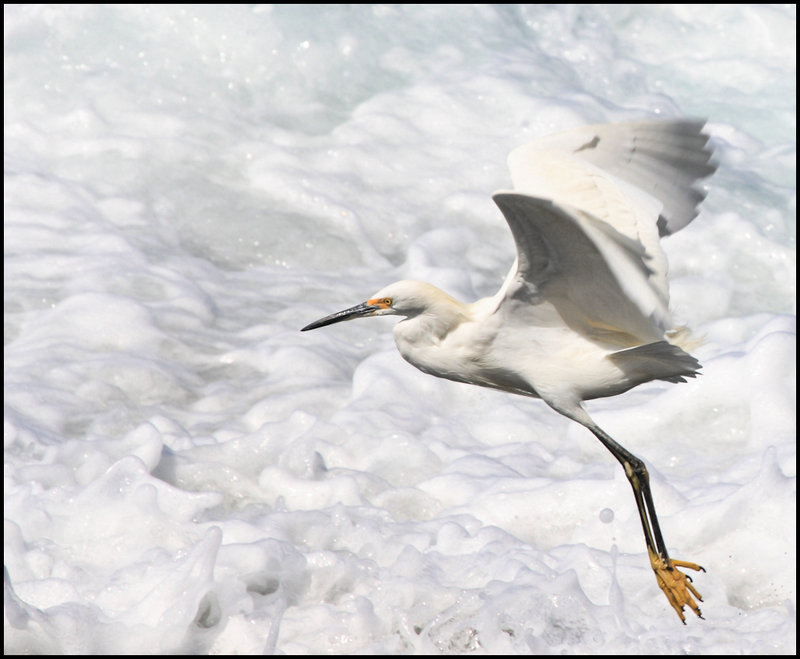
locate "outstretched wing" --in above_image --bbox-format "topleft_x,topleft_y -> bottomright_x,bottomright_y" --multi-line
490,192 -> 670,346
508,119 -> 716,237
505,119 -> 716,305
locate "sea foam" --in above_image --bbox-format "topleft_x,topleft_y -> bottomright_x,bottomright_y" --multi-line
4,4 -> 796,654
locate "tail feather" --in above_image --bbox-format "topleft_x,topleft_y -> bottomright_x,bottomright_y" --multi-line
609,340 -> 701,385
665,324 -> 706,354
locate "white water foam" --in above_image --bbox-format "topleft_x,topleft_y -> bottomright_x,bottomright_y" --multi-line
4,4 -> 796,654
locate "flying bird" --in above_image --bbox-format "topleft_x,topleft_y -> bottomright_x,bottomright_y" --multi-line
302,118 -> 716,622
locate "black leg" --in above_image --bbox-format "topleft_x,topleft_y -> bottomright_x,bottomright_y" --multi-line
587,422 -> 704,622
588,424 -> 669,560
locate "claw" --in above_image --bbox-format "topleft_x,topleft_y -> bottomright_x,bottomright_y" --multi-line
649,551 -> 704,622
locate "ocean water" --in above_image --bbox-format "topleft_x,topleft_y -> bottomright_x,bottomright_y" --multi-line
4,4 -> 796,654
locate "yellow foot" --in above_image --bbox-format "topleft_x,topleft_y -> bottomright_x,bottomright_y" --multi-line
649,551 -> 705,623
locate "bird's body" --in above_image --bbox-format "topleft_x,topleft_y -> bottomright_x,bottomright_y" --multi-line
379,278 -> 695,406
302,118 -> 716,622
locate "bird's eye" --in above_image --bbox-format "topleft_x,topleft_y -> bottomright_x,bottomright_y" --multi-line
382,298 -> 392,306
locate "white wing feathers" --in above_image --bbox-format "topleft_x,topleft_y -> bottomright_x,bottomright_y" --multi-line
507,119 -> 716,237
492,119 -> 716,345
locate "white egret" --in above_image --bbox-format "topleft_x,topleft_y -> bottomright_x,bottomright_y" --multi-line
302,119 -> 716,622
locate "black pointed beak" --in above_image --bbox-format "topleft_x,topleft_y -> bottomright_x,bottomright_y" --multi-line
301,301 -> 380,331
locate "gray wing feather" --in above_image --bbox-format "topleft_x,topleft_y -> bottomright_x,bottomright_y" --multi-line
492,192 -> 670,344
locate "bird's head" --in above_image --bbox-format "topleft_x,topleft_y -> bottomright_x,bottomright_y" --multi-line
301,280 -> 452,331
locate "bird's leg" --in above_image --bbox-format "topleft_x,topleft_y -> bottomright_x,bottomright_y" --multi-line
588,424 -> 704,623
